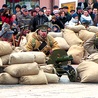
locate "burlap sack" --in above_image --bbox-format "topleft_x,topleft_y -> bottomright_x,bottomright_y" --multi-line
79,30 -> 95,41
67,45 -> 84,64
0,73 -> 18,84
45,73 -> 59,83
0,58 -> 2,66
54,37 -> 70,50
87,26 -> 98,33
0,41 -> 13,56
77,61 -> 98,82
62,29 -> 83,46
31,52 -> 46,64
19,36 -> 27,48
65,25 -> 86,33
87,53 -> 98,64
4,62 -> 39,77
1,54 -> 10,65
48,32 -> 63,38
12,47 -> 24,53
19,69 -> 48,85
40,64 -> 55,73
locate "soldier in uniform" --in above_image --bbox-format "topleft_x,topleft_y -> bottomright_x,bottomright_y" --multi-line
25,25 -> 60,56
84,33 -> 98,55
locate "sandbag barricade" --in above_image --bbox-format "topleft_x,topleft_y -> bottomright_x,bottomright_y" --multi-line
65,25 -> 86,33
77,61 -> 98,83
62,29 -> 83,46
67,45 -> 84,64
9,51 -> 46,64
87,26 -> 98,33
54,37 -> 70,50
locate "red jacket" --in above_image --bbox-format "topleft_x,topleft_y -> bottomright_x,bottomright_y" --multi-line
1,16 -> 13,25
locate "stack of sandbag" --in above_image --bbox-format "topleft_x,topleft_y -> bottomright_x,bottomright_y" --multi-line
78,30 -> 95,41
87,26 -> 98,33
54,37 -> 70,50
0,41 -> 13,66
62,29 -> 83,46
48,32 -> 63,38
9,51 -> 46,64
67,45 -> 85,64
65,25 -> 86,33
77,61 -> 98,83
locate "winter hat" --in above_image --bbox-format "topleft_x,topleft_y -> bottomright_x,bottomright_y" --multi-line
72,13 -> 78,18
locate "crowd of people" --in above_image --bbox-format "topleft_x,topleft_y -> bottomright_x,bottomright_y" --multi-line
0,0 -> 98,50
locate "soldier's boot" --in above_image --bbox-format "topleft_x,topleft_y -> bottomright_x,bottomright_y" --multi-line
63,65 -> 77,82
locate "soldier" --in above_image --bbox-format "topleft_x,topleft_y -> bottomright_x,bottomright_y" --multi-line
25,25 -> 60,56
84,33 -> 98,55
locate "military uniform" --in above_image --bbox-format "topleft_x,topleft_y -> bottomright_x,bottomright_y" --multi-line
84,34 -> 98,55
25,25 -> 60,55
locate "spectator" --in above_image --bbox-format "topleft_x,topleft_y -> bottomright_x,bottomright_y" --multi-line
51,5 -> 59,15
62,6 -> 72,22
2,4 -> 8,10
70,10 -> 75,16
80,9 -> 93,27
29,8 -> 48,32
93,8 -> 98,15
93,0 -> 98,9
34,5 -> 40,13
31,10 -> 37,18
45,9 -> 52,21
78,0 -> 88,10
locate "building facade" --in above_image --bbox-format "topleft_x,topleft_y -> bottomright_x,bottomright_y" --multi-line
0,0 -> 59,10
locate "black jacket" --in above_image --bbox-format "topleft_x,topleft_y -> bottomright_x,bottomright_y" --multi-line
78,2 -> 88,9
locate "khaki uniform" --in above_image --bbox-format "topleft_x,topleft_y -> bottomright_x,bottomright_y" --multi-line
84,34 -> 98,54
25,33 -> 60,55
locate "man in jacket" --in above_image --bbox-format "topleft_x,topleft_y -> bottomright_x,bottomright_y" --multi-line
25,25 -> 60,56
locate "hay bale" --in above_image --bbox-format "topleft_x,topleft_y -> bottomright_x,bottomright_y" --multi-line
62,29 -> 83,46
4,62 -> 39,77
77,61 -> 98,82
67,45 -> 84,64
0,41 -> 12,56
19,70 -> 48,85
0,73 -> 18,84
54,37 -> 70,50
79,30 -> 95,41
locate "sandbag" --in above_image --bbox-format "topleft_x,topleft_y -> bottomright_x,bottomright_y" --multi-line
9,52 -> 35,64
87,26 -> 98,33
54,37 -> 70,50
77,61 -> 98,82
87,53 -> 98,64
12,47 -> 24,53
62,29 -> 83,46
67,45 -> 84,64
40,64 -> 56,73
1,54 -> 10,65
0,73 -> 18,84
79,30 -> 95,41
19,70 -> 48,85
48,32 -> 63,38
0,41 -> 13,56
31,52 -> 46,64
4,62 -> 39,77
65,25 -> 86,33
45,73 -> 59,83
0,58 -> 2,66
19,36 -> 27,48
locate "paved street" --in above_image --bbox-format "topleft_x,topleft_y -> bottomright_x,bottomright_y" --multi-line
0,75 -> 98,98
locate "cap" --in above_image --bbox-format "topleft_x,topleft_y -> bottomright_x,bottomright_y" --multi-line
2,4 -> 7,8
15,4 -> 21,9
63,6 -> 68,9
22,5 -> 27,8
76,6 -> 82,10
23,8 -> 28,12
72,13 -> 78,18
39,8 -> 44,12
37,25 -> 49,32
86,6 -> 92,10
53,10 -> 60,14
53,5 -> 59,9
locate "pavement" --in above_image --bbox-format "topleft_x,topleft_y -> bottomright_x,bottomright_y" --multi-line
0,75 -> 98,98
